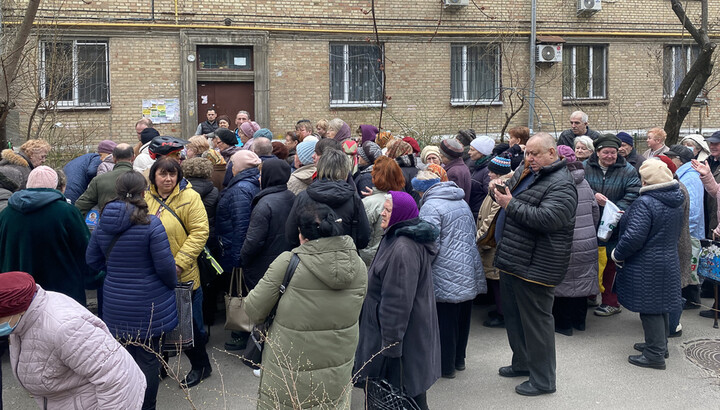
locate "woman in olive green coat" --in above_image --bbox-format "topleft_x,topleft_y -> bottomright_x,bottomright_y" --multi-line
245,202 -> 367,409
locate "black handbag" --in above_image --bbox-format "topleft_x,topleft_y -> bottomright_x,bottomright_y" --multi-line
366,379 -> 420,410
241,253 -> 300,368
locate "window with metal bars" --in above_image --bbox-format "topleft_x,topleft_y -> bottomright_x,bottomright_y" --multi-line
329,43 -> 383,106
450,44 -> 501,105
663,45 -> 701,99
562,45 -> 607,100
40,40 -> 109,107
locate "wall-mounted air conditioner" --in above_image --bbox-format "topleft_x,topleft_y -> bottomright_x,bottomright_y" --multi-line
537,44 -> 563,63
577,0 -> 601,17
444,0 -> 469,8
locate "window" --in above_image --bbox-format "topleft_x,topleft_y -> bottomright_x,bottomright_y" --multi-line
197,46 -> 252,70
40,40 -> 109,107
450,44 -> 501,105
562,45 -> 607,100
664,45 -> 701,98
329,43 -> 383,106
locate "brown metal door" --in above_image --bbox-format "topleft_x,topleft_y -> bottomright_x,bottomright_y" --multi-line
197,82 -> 255,123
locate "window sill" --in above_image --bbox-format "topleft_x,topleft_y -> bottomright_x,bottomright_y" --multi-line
329,102 -> 384,109
562,99 -> 608,106
40,105 -> 111,111
451,101 -> 503,107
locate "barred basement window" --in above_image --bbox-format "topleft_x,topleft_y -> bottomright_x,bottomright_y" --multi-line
663,45 -> 701,99
40,40 -> 109,107
450,44 -> 501,105
329,43 -> 383,107
562,45 -> 607,100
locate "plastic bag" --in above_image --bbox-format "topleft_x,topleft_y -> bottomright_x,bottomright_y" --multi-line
597,200 -> 622,241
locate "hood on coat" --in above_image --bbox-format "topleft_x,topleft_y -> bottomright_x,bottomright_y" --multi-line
292,164 -> 316,184
567,161 -> 586,184
420,181 -> 465,205
186,177 -> 214,197
0,149 -> 29,167
260,158 -> 291,190
388,218 -> 440,244
149,176 -> 192,199
226,167 -> 260,189
295,236 -> 362,290
306,179 -> 355,207
8,188 -> 64,213
97,200 -> 137,235
640,180 -> 685,208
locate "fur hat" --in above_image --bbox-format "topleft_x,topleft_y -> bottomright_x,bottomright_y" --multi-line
639,158 -> 674,185
26,166 -> 58,189
470,136 -> 495,156
440,138 -> 464,159
97,140 -> 117,154
296,140 -> 317,166
0,166 -> 23,191
181,157 -> 214,179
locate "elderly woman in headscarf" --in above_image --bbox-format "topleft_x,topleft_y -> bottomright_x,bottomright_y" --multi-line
385,138 -> 419,201
326,118 -> 351,142
355,191 -> 440,410
358,124 -> 379,144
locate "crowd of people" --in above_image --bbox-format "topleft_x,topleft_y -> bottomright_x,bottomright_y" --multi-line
0,107 -> 717,408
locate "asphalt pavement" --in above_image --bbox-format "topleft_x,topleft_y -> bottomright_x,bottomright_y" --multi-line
3,298 -> 720,409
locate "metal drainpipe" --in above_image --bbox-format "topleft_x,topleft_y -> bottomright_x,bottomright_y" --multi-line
528,0 -> 537,132
151,0 -> 155,22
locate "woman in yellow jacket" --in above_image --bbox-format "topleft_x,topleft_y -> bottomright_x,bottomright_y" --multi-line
146,157 -> 211,388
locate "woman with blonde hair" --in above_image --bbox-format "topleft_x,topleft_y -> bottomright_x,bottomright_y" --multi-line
186,135 -> 210,159
0,139 -> 51,188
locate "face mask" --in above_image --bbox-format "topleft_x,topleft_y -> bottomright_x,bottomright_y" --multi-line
0,316 -> 19,337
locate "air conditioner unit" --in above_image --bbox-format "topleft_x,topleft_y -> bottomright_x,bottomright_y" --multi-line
443,0 -> 469,8
536,44 -> 563,63
577,0 -> 601,17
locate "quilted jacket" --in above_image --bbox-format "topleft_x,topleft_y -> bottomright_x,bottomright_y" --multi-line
86,200 -> 178,339
287,163 -> 316,195
554,162 -> 600,298
612,180 -> 684,314
9,286 -> 146,409
443,156 -> 472,205
146,178 -> 209,290
493,160 -> 578,286
583,152 -> 641,212
63,153 -> 101,204
419,181 -> 486,303
676,161 -> 705,240
215,167 -> 260,272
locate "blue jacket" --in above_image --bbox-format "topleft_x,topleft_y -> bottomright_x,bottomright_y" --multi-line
613,181 -> 684,314
216,167 -> 260,271
86,200 -> 177,339
419,182 -> 486,303
676,161 -> 705,239
63,153 -> 101,204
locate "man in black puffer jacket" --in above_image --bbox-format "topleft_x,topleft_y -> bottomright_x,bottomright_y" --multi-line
490,132 -> 577,397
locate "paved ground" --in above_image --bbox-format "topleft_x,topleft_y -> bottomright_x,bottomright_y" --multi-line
3,298 -> 720,409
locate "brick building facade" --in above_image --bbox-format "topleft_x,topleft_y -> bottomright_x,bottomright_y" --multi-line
3,0 -> 719,148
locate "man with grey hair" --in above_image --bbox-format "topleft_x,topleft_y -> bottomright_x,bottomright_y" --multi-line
490,132 -> 578,396
557,111 -> 603,147
75,143 -> 136,216
234,110 -> 250,141
285,149 -> 370,249
252,137 -> 275,161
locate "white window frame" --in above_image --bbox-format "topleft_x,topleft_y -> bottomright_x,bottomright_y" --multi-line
329,43 -> 384,108
664,44 -> 701,99
450,44 -> 502,106
563,45 -> 607,100
40,40 -> 110,108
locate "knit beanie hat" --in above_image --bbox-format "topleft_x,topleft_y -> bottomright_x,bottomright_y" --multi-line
617,132 -> 634,147
296,140 -> 317,166
303,135 -> 319,143
470,136 -> 495,156
230,150 -> 261,174
594,133 -> 621,151
656,155 -> 677,174
487,156 -> 512,175
376,131 -> 393,149
440,138 -> 464,159
359,141 -> 382,164
240,121 -> 261,139
386,139 -> 413,159
253,128 -> 273,140
0,166 -> 23,191
140,127 -> 160,145
387,191 -> 419,228
456,129 -> 476,147
216,128 -> 238,146
421,145 -> 442,164
26,165 -> 58,189
426,163 -> 449,182
639,158 -> 674,185
0,271 -> 36,317
402,137 -> 421,154
97,140 -> 117,154
557,145 -> 576,163
411,170 -> 441,193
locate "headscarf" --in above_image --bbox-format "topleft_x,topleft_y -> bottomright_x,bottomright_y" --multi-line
334,121 -> 352,142
359,125 -> 379,144
387,191 -> 419,228
376,131 -> 393,149
0,271 -> 36,316
426,163 -> 449,182
385,139 -> 413,159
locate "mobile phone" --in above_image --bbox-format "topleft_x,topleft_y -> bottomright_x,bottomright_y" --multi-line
495,183 -> 507,194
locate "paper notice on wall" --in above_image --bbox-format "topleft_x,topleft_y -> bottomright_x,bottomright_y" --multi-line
233,57 -> 246,66
142,98 -> 180,124
201,95 -> 208,105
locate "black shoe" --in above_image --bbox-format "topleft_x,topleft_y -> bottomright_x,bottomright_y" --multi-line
633,343 -> 669,358
683,301 -> 700,310
455,360 -> 466,371
628,354 -> 666,370
160,366 -> 168,380
224,334 -> 248,351
498,366 -> 530,378
699,309 -> 716,318
669,329 -> 682,338
555,327 -> 573,336
181,367 -> 212,388
488,309 -> 500,318
441,371 -> 456,379
483,317 -> 505,328
515,380 -> 555,396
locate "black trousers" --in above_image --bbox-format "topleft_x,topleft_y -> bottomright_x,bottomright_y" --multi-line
682,285 -> 700,307
639,313 -> 669,362
552,296 -> 587,331
436,300 -> 473,375
500,271 -> 556,391
124,338 -> 162,410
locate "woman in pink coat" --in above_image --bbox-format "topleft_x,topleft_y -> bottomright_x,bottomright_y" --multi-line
0,271 -> 146,409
